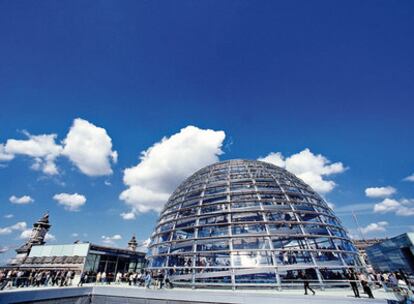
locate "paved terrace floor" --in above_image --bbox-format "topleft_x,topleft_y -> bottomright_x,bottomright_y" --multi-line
0,285 -> 389,304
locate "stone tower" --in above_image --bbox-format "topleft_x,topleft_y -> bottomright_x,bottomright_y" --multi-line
13,212 -> 51,264
128,235 -> 138,251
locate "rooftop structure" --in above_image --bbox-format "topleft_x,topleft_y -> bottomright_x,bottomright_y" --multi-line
18,242 -> 146,279
4,213 -> 145,284
365,232 -> 414,274
147,159 -> 363,289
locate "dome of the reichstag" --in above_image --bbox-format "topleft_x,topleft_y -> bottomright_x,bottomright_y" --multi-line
147,159 -> 362,289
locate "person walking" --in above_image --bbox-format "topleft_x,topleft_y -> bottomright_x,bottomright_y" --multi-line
145,271 -> 152,289
347,270 -> 360,298
300,271 -> 315,295
358,273 -> 374,299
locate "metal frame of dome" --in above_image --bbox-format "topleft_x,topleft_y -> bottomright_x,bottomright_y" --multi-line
147,159 -> 363,289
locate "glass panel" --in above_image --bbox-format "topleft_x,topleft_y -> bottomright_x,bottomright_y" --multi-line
267,223 -> 302,235
232,212 -> 263,222
202,196 -> 227,205
198,215 -> 228,225
232,252 -> 273,266
150,256 -> 167,268
276,250 -> 312,265
195,276 -> 232,284
232,238 -> 270,250
232,224 -> 266,235
196,239 -> 229,251
172,228 -> 195,240
198,225 -> 229,237
235,272 -> 276,284
169,241 -> 194,254
304,224 -> 330,235
159,222 -> 174,232
157,232 -> 171,243
200,203 -> 228,214
265,211 -> 296,222
195,253 -> 231,267
230,181 -> 255,191
204,186 -> 227,195
175,219 -> 196,229
232,201 -> 261,209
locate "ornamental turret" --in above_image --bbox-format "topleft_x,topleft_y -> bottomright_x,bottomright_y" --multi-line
15,212 -> 51,256
128,235 -> 138,251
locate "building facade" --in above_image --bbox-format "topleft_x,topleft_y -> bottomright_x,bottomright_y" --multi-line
147,159 -> 363,289
5,214 -> 146,283
352,238 -> 385,272
19,242 -> 146,280
365,233 -> 414,274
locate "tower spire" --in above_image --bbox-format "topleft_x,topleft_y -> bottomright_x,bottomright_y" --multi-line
128,234 -> 138,251
15,212 -> 51,255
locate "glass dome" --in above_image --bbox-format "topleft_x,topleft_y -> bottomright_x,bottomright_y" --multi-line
147,159 -> 362,289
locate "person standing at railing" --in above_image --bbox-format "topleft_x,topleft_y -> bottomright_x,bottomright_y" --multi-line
358,272 -> 374,299
96,272 -> 101,284
78,272 -> 87,286
115,272 -> 122,285
346,269 -> 360,298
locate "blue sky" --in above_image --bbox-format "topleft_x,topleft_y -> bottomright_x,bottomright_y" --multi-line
0,1 -> 413,263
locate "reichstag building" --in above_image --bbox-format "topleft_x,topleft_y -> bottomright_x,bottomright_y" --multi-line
147,160 -> 362,289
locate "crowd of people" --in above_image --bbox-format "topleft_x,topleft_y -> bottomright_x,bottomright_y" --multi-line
0,269 -> 173,291
1,267 -> 413,302
0,269 -> 76,290
78,270 -> 173,289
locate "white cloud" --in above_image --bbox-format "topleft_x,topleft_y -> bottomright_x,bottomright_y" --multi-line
365,186 -> 396,198
326,202 -> 335,210
334,203 -> 375,214
19,229 -> 55,241
120,211 -> 136,220
120,125 -> 226,214
0,144 -> 14,161
0,221 -> 27,235
136,238 -> 151,252
71,233 -> 79,238
360,221 -> 388,235
62,118 -> 117,176
4,214 -> 14,219
259,148 -> 346,193
0,118 -> 117,177
45,233 -> 56,241
404,174 -> 414,182
260,152 -> 285,167
53,193 -> 86,211
9,195 -> 34,205
101,234 -> 122,245
0,246 -> 9,254
4,132 -> 62,175
19,229 -> 33,239
374,198 -> 414,216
